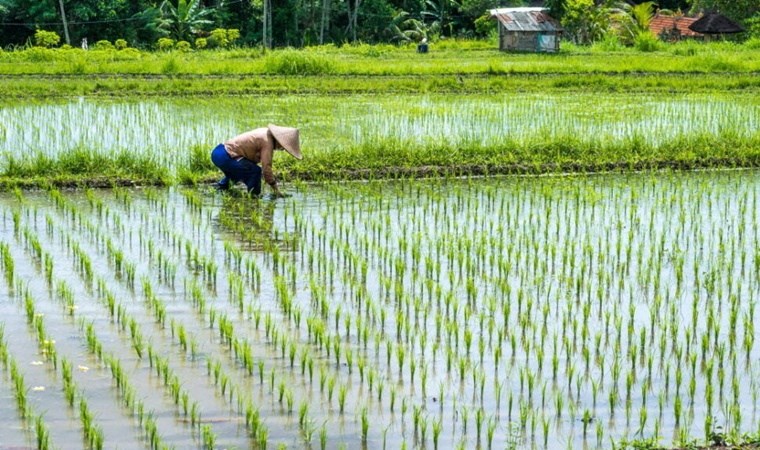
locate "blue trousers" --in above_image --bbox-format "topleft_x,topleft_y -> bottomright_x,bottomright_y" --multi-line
210,144 -> 262,195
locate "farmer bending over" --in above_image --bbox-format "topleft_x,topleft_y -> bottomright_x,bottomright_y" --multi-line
211,124 -> 302,196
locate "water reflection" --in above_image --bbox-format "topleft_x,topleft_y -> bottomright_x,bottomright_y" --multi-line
215,192 -> 297,253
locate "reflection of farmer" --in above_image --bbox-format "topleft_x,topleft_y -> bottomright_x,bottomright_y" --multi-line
211,124 -> 302,197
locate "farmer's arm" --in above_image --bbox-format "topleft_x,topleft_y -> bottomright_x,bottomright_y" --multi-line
260,142 -> 279,193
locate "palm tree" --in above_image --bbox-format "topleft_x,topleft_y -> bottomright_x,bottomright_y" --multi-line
422,0 -> 461,37
387,10 -> 430,43
611,1 -> 656,43
158,0 -> 214,42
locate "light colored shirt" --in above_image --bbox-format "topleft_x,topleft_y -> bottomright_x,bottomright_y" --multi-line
224,127 -> 276,186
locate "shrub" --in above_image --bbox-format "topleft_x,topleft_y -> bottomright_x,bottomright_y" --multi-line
34,30 -> 60,48
161,57 -> 179,74
21,47 -> 58,62
111,47 -> 142,60
474,13 -> 496,37
263,48 -> 336,75
592,34 -> 625,52
114,39 -> 128,50
157,37 -> 175,51
195,38 -> 207,49
208,28 -> 240,48
93,40 -> 114,51
176,41 -> 192,52
634,31 -> 661,52
746,13 -> 760,39
745,37 -> 760,49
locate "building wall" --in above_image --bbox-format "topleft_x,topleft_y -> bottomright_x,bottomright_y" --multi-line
499,30 -> 559,53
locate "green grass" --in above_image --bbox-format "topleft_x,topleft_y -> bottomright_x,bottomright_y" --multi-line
0,40 -> 759,97
1,147 -> 171,188
1,40 -> 759,187
1,94 -> 758,189
2,40 -> 760,76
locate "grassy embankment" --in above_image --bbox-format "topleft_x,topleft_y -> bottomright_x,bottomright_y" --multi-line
1,40 -> 759,187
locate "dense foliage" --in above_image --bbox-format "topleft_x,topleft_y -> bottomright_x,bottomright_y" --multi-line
0,0 -> 757,49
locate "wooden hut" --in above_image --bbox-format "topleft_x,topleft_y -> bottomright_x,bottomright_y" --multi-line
489,7 -> 562,53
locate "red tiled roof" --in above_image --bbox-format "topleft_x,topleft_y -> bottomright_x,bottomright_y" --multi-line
649,14 -> 703,37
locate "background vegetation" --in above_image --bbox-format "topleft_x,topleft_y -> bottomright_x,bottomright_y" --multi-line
0,0 -> 758,50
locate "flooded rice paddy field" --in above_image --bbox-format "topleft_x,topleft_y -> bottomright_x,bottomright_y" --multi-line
1,93 -> 758,173
1,171 -> 759,449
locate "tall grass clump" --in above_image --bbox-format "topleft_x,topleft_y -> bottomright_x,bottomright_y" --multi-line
634,32 -> 662,52
3,148 -> 169,183
263,48 -> 336,75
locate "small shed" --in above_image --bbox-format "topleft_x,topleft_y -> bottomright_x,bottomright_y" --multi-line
489,7 -> 562,53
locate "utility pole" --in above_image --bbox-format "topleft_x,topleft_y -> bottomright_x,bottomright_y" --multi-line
58,0 -> 71,45
263,0 -> 272,49
319,0 -> 331,44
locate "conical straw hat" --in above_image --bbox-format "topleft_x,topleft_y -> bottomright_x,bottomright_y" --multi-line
268,124 -> 302,160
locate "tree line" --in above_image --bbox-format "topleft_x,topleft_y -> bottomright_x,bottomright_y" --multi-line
0,0 -> 757,49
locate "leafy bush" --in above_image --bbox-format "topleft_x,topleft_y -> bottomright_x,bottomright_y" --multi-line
474,13 -> 496,37
593,34 -> 625,52
745,37 -> 760,49
20,47 -> 58,62
157,37 -> 175,51
111,48 -> 142,60
176,41 -> 192,52
93,40 -> 114,51
208,28 -> 240,48
263,48 -> 336,75
161,57 -> 180,74
115,39 -> 128,50
34,30 -> 60,48
195,38 -> 207,49
746,13 -> 760,39
634,31 -> 661,52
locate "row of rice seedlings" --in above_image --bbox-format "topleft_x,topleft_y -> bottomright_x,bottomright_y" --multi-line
0,241 -> 14,287
4,94 -> 759,178
12,194 -> 183,450
41,185 -> 480,448
13,170 -> 758,448
203,186 -> 514,447
121,175 -> 760,446
48,194 -> 272,448
0,325 -> 53,450
141,195 -> 396,447
110,212 -> 284,447
13,245 -> 108,450
48,207 -> 216,443
278,173 -> 760,447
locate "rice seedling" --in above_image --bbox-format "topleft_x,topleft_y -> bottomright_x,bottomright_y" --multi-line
2,165 -> 760,450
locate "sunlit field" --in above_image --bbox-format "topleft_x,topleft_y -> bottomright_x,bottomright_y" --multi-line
1,171 -> 759,449
1,93 -> 758,184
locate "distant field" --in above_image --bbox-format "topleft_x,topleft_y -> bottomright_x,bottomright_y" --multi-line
0,40 -> 759,97
0,40 -> 759,186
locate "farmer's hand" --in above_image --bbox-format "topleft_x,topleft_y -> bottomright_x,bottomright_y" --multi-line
271,186 -> 289,199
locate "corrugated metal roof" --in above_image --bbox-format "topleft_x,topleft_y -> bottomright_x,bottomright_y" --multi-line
489,7 -> 562,32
